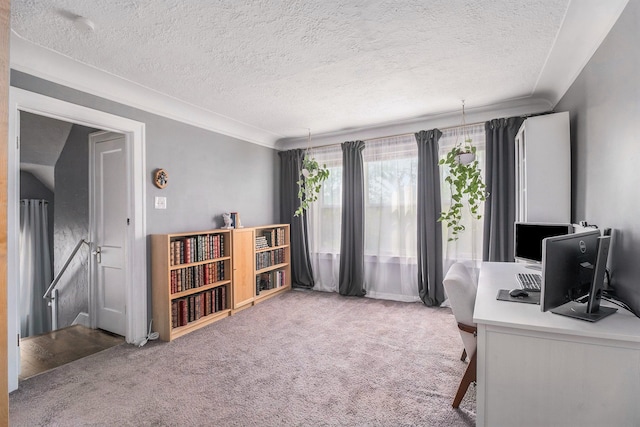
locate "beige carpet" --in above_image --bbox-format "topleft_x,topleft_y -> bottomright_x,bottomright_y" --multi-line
10,289 -> 476,426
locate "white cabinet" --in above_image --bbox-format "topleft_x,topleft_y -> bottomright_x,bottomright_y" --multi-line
515,112 -> 571,222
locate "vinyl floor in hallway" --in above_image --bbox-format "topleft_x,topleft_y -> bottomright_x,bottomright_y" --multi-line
19,325 -> 124,380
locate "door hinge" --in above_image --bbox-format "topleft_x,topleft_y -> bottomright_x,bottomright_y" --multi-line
16,135 -> 20,150
127,218 -> 130,225
17,333 -> 20,346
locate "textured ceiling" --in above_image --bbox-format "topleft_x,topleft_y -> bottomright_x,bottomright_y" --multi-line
9,1 -> 627,145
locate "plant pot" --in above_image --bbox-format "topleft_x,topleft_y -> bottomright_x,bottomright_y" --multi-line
456,152 -> 476,165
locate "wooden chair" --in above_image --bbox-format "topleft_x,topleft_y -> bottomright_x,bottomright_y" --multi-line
443,262 -> 478,408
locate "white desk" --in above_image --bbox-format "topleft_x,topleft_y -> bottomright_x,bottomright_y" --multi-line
474,262 -> 640,427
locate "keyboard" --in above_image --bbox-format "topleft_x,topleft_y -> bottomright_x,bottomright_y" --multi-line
516,273 -> 542,291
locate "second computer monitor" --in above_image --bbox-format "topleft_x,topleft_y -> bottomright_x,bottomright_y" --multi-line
514,222 -> 573,264
540,229 -> 600,312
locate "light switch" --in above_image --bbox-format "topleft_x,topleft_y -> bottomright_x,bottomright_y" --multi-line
155,196 -> 167,209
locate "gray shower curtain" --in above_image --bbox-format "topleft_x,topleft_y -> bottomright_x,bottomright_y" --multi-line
20,199 -> 53,337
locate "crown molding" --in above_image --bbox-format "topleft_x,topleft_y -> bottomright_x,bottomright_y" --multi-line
534,0 -> 629,107
9,32 -> 283,149
275,97 -> 553,150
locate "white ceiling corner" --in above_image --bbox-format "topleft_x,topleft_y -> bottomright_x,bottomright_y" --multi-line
20,163 -> 55,191
534,0 -> 631,107
9,0 -> 629,149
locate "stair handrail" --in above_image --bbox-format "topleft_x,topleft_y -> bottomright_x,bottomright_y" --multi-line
43,238 -> 90,300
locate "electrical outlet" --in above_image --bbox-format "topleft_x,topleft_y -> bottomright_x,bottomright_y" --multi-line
155,196 -> 167,209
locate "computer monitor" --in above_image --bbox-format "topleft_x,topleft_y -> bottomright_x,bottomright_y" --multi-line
514,222 -> 573,264
540,229 -> 600,312
550,235 -> 617,322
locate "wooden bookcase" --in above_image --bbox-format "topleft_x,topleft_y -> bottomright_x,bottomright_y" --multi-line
232,224 -> 291,310
151,229 -> 232,341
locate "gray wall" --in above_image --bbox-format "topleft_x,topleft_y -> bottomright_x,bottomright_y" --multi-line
53,124 -> 95,328
11,71 -> 279,232
556,0 -> 640,314
11,70 -> 280,328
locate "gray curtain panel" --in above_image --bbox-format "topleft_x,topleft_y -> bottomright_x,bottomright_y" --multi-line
278,149 -> 314,288
338,141 -> 366,296
483,117 -> 525,262
415,129 -> 444,306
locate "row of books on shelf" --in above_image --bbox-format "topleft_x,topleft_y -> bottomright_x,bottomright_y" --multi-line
171,261 -> 225,294
255,235 -> 270,250
255,248 -> 286,270
170,233 -> 225,266
256,269 -> 286,295
257,227 -> 286,248
171,286 -> 227,328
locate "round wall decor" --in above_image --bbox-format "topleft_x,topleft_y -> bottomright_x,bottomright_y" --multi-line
154,168 -> 168,189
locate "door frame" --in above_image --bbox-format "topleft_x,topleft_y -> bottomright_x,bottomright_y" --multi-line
7,87 -> 147,392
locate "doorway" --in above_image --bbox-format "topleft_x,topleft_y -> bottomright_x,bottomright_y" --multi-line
19,118 -> 130,341
19,113 -> 96,341
7,88 -> 148,393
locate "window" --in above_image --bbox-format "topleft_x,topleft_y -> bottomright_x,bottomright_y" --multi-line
308,146 -> 342,256
307,124 -> 486,299
363,136 -> 418,258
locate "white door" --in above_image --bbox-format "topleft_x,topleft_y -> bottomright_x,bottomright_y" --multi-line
90,131 -> 128,336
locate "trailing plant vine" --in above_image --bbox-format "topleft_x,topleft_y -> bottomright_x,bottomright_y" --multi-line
438,138 -> 487,241
294,154 -> 330,217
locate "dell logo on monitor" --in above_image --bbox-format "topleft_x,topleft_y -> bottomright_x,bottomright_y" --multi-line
579,240 -> 587,253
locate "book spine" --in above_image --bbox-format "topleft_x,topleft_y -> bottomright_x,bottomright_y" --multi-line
180,298 -> 187,326
171,300 -> 178,328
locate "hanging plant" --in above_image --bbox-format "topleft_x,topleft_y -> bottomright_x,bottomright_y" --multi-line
294,129 -> 330,217
294,154 -> 330,217
438,102 -> 488,241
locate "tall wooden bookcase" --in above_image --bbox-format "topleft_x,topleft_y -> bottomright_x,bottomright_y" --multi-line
151,229 -> 232,341
232,224 -> 291,310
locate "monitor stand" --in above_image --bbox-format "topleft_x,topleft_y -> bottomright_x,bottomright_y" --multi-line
550,301 -> 617,322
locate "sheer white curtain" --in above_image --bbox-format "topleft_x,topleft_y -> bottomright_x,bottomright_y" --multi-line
363,136 -> 420,301
20,199 -> 52,337
307,145 -> 343,293
439,124 -> 486,280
